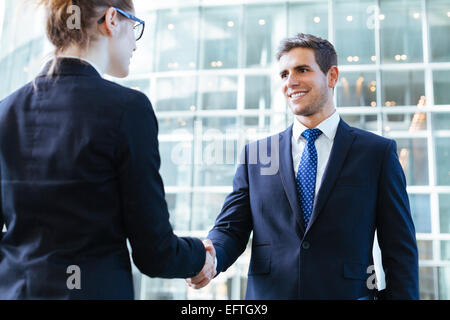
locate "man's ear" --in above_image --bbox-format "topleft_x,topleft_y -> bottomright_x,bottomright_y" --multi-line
327,66 -> 339,89
100,7 -> 119,38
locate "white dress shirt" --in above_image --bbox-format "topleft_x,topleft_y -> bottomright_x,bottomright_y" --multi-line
292,110 -> 341,197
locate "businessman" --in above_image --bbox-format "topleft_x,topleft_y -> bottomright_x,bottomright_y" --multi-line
188,33 -> 419,299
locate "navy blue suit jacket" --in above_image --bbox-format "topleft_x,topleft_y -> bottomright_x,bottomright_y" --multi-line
0,59 -> 205,299
208,120 -> 419,300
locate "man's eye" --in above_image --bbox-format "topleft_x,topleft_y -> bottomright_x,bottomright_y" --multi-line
299,68 -> 307,73
281,73 -> 288,79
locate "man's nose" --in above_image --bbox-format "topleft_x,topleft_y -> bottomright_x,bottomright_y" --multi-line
287,73 -> 299,88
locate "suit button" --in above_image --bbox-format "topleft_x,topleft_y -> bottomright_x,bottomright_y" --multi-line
302,241 -> 310,249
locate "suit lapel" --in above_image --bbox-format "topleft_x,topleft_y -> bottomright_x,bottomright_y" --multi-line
278,125 -> 306,236
305,119 -> 356,234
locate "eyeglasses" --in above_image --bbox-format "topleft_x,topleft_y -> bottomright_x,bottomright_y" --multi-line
98,7 -> 145,41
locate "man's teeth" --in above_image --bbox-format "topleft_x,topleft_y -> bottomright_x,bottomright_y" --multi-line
291,92 -> 306,98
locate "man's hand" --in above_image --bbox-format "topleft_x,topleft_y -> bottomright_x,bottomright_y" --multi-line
186,240 -> 216,289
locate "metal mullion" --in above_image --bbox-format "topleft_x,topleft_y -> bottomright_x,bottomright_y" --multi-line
374,0 -> 383,136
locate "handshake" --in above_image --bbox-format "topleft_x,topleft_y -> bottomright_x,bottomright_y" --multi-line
186,239 -> 216,289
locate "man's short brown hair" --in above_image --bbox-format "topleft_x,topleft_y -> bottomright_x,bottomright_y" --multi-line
276,33 -> 338,75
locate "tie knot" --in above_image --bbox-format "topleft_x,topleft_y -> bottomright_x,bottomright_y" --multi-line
302,128 -> 322,142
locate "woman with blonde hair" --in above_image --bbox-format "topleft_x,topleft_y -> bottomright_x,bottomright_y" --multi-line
0,0 -> 215,299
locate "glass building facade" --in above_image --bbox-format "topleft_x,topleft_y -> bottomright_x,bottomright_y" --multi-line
1,0 -> 450,300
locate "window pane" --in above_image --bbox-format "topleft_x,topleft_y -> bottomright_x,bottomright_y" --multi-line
167,193 -> 191,231
199,76 -> 238,110
418,240 -> 433,260
432,113 -> 450,130
381,71 -> 425,106
433,70 -> 450,105
191,193 -> 227,231
155,77 -> 197,111
442,241 -> 450,261
337,72 -> 377,107
158,116 -> 194,135
383,112 -> 427,132
160,141 -> 192,187
155,8 -> 199,72
244,4 -> 285,68
396,138 -> 429,186
408,194 -> 431,233
201,117 -> 237,132
419,267 -> 437,300
194,163 -> 235,187
439,194 -> 450,233
201,7 -> 240,69
334,0 -> 376,65
436,138 -> 450,186
340,114 -> 378,131
245,75 -> 271,110
438,267 -> 450,299
379,0 -> 423,64
427,0 -> 450,62
288,1 -> 328,40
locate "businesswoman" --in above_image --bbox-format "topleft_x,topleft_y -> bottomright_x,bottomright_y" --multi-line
0,0 -> 214,299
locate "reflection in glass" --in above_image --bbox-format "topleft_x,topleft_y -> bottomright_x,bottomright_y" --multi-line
439,194 -> 450,233
433,70 -> 450,105
396,138 -> 429,186
191,193 -> 227,231
245,75 -> 271,110
408,194 -> 431,233
245,4 -> 285,68
336,72 -> 377,107
436,138 -> 450,186
427,0 -> 450,62
381,71 -> 425,106
199,76 -> 238,110
334,0 -> 376,65
340,114 -> 377,131
155,8 -> 199,72
201,7 -> 240,69
288,1 -> 328,40
379,0 -> 423,64
383,112 -> 427,132
155,77 -> 197,111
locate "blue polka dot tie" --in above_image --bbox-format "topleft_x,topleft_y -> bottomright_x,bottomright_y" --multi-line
296,128 -> 323,230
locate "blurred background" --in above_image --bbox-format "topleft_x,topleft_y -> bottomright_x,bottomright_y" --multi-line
1,0 -> 449,300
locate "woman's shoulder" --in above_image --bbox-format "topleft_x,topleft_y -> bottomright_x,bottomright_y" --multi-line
100,78 -> 152,110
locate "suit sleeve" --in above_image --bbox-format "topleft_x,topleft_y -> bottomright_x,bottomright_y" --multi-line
207,145 -> 253,275
376,139 -> 419,300
116,93 -> 205,279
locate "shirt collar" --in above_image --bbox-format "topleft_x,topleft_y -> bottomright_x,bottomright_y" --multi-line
292,110 -> 341,142
56,56 -> 103,77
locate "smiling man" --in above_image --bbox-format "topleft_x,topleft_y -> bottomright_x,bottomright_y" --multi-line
189,33 -> 419,300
